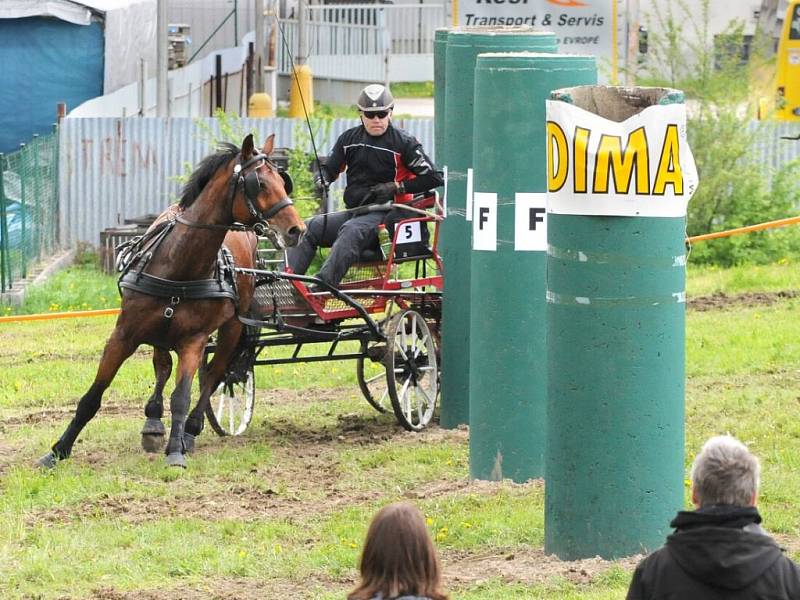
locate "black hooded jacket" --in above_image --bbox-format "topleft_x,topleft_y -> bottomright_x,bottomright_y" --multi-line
627,506 -> 800,600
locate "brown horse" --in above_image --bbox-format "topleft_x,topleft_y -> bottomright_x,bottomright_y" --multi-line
39,134 -> 305,468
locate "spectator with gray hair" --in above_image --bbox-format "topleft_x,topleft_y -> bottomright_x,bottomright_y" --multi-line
627,435 -> 800,599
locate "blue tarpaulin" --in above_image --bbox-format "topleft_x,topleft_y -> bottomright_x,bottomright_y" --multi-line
0,17 -> 104,153
0,201 -> 33,248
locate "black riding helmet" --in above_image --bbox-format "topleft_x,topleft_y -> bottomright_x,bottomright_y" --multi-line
356,84 -> 395,112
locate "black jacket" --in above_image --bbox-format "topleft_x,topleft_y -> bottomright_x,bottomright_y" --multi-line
627,506 -> 800,600
321,123 -> 443,208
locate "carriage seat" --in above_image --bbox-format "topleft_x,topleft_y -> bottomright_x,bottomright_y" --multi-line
348,191 -> 438,264
377,190 -> 438,262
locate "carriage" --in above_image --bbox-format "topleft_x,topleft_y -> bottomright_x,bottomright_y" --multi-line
39,135 -> 441,469
201,194 -> 444,436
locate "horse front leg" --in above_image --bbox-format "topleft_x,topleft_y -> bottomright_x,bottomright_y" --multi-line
165,335 -> 206,468
38,328 -> 138,468
184,320 -> 243,453
141,347 -> 173,453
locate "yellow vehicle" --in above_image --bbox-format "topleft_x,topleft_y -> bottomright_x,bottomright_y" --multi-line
776,0 -> 800,121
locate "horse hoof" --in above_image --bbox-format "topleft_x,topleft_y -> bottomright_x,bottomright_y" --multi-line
165,452 -> 186,468
36,451 -> 58,469
141,433 -> 165,453
183,433 -> 196,454
141,418 -> 166,436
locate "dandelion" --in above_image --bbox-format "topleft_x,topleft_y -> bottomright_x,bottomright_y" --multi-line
435,526 -> 449,542
238,550 -> 247,558
684,478 -> 691,487
425,517 -> 433,526
461,521 -> 472,529
273,544 -> 283,553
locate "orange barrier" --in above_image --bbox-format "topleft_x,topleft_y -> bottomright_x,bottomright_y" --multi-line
687,215 -> 800,243
0,308 -> 120,324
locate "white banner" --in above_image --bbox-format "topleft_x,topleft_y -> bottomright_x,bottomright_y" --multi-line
545,100 -> 698,217
454,0 -> 623,82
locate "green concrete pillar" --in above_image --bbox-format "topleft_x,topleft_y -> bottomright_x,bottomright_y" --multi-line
469,53 -> 597,482
439,29 -> 557,429
433,28 -> 449,166
544,86 -> 696,559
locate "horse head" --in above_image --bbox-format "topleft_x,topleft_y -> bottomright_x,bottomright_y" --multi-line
232,134 -> 305,248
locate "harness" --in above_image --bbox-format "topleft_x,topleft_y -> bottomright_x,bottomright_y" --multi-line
116,219 -> 239,318
115,151 -> 295,320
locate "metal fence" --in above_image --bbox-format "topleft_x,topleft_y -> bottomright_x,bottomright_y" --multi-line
751,121 -> 800,175
274,4 -> 447,82
53,116 -> 800,253
278,14 -> 388,82
0,131 -> 60,293
59,116 -> 434,247
305,4 -> 446,55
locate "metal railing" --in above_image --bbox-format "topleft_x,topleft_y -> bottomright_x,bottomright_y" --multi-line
305,4 -> 446,55
0,130 -> 60,293
277,4 -> 446,81
279,15 -> 388,82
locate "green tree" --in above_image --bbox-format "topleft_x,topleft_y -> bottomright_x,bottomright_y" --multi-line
641,0 -> 800,265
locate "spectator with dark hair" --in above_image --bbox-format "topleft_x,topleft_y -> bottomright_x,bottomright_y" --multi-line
348,502 -> 449,600
627,435 -> 800,599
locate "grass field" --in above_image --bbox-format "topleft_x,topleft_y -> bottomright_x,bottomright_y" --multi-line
1,261 -> 800,599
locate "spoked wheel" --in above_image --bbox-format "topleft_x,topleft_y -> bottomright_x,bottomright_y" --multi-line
205,368 -> 255,436
357,350 -> 391,413
202,345 -> 256,437
356,302 -> 397,414
385,309 -> 438,431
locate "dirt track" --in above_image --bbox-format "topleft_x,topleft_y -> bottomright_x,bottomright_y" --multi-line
688,290 -> 799,311
6,388 -> 649,599
10,288 -> 800,598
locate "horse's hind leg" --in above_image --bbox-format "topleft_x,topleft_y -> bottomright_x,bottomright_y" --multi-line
165,335 -> 206,468
184,320 -> 243,453
141,348 -> 172,453
38,329 -> 138,468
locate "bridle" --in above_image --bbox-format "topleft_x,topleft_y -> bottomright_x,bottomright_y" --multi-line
233,152 -> 295,224
176,151 -> 295,241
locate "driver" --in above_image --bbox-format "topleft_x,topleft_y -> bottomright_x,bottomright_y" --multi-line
287,84 -> 443,289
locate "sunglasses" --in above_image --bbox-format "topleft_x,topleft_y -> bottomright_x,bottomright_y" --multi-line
362,110 -> 390,120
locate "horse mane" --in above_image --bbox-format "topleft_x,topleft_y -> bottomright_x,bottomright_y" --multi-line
179,143 -> 239,208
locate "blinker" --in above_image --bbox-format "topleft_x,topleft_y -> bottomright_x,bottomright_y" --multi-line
279,171 -> 293,195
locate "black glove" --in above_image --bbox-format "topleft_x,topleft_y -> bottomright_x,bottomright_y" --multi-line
311,159 -> 327,191
363,181 -> 401,204
313,172 -> 327,192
